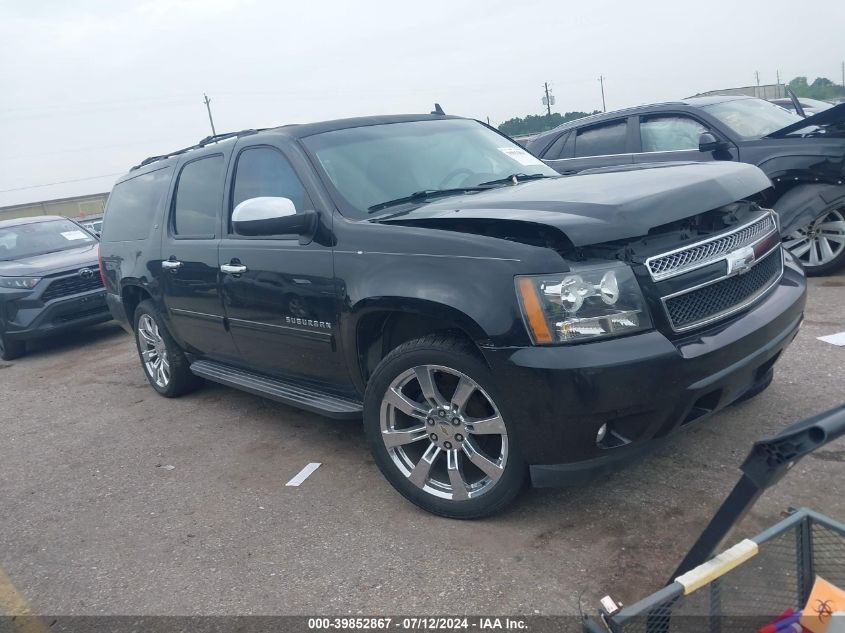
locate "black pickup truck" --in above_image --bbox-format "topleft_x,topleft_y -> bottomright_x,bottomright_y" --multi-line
99,114 -> 806,518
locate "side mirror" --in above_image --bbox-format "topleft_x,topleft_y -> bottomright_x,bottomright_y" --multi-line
698,131 -> 724,153
232,197 -> 317,237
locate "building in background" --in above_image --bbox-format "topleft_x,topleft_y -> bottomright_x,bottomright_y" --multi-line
0,192 -> 109,224
687,84 -> 787,100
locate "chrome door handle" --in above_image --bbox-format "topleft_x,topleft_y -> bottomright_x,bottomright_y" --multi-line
220,264 -> 248,274
161,260 -> 182,270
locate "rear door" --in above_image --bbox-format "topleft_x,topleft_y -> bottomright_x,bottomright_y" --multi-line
543,117 -> 634,174
159,147 -> 240,360
632,112 -> 738,165
218,140 -> 347,388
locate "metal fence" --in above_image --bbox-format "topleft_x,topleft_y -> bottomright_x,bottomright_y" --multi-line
601,508 -> 845,633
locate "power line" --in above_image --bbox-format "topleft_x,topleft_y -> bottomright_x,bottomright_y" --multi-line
0,173 -> 123,194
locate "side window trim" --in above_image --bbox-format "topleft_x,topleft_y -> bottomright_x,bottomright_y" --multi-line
169,153 -> 225,241
226,143 -> 313,240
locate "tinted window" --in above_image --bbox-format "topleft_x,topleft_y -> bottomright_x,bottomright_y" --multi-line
231,147 -> 307,211
574,122 -> 627,157
640,115 -> 708,152
172,155 -> 224,237
545,132 -> 572,160
101,166 -> 172,242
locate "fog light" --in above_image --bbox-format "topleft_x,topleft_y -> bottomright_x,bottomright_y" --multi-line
596,423 -> 608,444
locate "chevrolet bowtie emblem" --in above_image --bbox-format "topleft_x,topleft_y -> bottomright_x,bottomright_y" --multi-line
726,246 -> 755,276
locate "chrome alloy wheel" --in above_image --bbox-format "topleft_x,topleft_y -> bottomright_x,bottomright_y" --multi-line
137,314 -> 170,388
379,365 -> 508,501
785,208 -> 845,268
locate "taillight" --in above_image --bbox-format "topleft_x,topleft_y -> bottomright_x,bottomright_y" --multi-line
97,244 -> 108,288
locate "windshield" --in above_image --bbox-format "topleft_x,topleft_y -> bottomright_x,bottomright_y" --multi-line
701,98 -> 806,139
0,219 -> 96,261
301,118 -> 559,217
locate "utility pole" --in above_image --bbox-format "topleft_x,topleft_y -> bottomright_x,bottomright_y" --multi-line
755,70 -> 760,86
203,94 -> 217,137
599,75 -> 606,112
543,82 -> 552,116
776,69 -> 781,85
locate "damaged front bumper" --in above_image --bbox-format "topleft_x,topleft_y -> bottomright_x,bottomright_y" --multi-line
481,252 -> 806,487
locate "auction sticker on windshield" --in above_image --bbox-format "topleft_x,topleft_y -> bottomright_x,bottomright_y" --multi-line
61,230 -> 92,241
497,147 -> 545,166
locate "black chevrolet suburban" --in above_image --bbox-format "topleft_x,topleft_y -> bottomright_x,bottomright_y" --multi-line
0,216 -> 110,360
100,114 -> 807,518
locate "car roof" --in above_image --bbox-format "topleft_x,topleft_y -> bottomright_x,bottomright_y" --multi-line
124,113 -> 466,179
0,215 -> 68,229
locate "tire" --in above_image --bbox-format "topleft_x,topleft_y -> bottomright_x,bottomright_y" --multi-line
732,368 -> 774,406
0,331 -> 25,361
363,335 -> 527,519
784,206 -> 845,276
133,300 -> 202,397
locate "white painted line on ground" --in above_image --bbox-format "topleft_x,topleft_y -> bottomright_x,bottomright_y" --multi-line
286,462 -> 322,487
818,331 -> 845,346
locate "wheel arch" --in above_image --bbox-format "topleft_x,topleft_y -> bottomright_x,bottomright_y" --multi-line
770,182 -> 845,234
120,283 -> 153,325
347,298 -> 491,392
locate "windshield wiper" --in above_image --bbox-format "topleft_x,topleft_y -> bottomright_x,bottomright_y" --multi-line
367,187 -> 489,213
477,173 -> 554,187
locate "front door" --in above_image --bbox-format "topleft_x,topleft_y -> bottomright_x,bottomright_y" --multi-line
159,150 -> 239,361
218,143 -> 347,388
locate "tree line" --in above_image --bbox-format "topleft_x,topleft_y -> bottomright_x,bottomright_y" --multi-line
787,76 -> 845,101
498,111 -> 599,137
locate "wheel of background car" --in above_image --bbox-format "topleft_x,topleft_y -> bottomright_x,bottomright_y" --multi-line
437,168 -> 475,189
784,207 -> 845,276
363,335 -> 526,519
0,332 -> 26,361
133,300 -> 202,398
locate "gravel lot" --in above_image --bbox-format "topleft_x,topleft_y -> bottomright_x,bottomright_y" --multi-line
0,274 -> 843,616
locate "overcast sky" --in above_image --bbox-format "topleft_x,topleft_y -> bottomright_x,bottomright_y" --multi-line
1,0 -> 843,207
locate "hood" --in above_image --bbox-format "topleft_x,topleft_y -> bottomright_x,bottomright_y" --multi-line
767,102 -> 845,138
377,162 -> 772,247
0,243 -> 99,278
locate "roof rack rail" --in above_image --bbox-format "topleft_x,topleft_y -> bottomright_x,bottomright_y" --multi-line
130,128 -> 263,171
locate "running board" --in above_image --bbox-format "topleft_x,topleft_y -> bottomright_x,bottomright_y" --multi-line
189,360 -> 363,419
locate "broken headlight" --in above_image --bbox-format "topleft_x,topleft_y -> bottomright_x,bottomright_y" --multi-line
516,263 -> 651,344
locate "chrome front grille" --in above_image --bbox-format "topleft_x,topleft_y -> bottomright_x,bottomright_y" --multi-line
646,213 -> 777,281
663,248 -> 783,331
